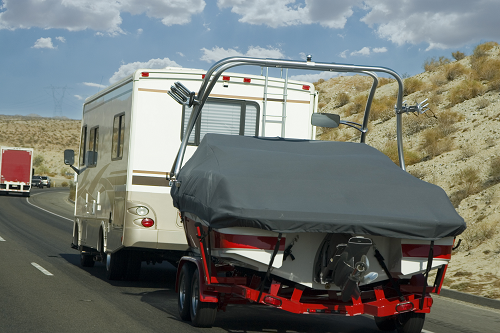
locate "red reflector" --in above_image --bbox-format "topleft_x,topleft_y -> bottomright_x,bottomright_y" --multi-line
396,302 -> 414,313
141,72 -> 149,77
302,85 -> 310,90
243,78 -> 251,83
223,76 -> 230,81
202,74 -> 205,79
141,218 -> 154,228
263,296 -> 281,307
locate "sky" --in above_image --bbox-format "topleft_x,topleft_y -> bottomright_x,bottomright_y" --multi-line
1,0 -> 499,120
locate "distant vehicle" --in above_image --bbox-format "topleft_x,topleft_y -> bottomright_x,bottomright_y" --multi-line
40,176 -> 51,188
0,147 -> 34,197
64,66 -> 318,281
32,176 -> 43,188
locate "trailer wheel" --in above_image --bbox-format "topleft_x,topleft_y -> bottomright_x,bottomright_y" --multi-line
396,312 -> 425,333
178,263 -> 195,321
190,268 -> 217,327
106,250 -> 127,280
374,316 -> 396,331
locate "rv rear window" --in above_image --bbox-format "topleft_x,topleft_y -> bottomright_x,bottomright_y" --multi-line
182,99 -> 259,146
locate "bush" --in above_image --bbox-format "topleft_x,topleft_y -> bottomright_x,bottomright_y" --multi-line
423,56 -> 451,72
345,94 -> 366,116
377,77 -> 395,87
444,62 -> 467,81
489,156 -> 500,181
337,92 -> 350,107
61,181 -> 69,187
380,141 -> 421,166
437,110 -> 463,135
420,127 -> 454,158
472,58 -> 500,82
449,79 -> 484,106
452,51 -> 466,61
33,155 -> 44,168
403,77 -> 424,96
472,41 -> 498,59
370,95 -> 397,121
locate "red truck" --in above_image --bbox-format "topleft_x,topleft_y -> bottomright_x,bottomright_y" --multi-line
0,147 -> 34,197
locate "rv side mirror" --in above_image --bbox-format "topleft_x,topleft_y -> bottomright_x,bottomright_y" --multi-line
86,151 -> 98,167
64,149 -> 75,166
311,113 -> 340,128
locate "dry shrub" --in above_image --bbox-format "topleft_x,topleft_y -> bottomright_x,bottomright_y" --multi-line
420,127 -> 454,158
444,62 -> 467,81
449,79 -> 484,106
489,156 -> 500,181
378,77 -> 395,87
449,167 -> 482,207
437,110 -> 463,135
318,102 -> 327,109
472,58 -> 500,82
461,220 -> 498,250
403,114 -> 433,136
345,94 -> 366,116
452,51 -> 466,61
472,41 -> 498,60
403,77 -> 425,96
61,181 -> 69,187
459,144 -> 476,160
380,140 -> 421,166
487,79 -> 500,92
476,97 -> 491,109
369,95 -> 396,121
430,73 -> 448,87
337,92 -> 350,107
423,56 -> 451,72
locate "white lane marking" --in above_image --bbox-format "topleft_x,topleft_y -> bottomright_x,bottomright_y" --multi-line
422,330 -> 435,333
26,196 -> 73,222
31,262 -> 54,276
0,235 -> 5,241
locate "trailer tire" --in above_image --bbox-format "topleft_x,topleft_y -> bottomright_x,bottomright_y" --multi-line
106,250 -> 127,280
396,312 -> 425,333
190,268 -> 217,327
374,316 -> 396,331
178,263 -> 195,321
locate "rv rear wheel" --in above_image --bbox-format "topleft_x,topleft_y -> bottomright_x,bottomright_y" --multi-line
190,268 -> 217,327
178,263 -> 195,321
396,312 -> 425,333
374,316 -> 396,331
106,250 -> 127,280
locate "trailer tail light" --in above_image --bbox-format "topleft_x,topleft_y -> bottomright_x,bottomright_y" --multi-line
141,72 -> 149,77
396,302 -> 414,313
244,78 -> 251,83
141,218 -> 154,228
202,74 -> 205,79
223,76 -> 230,81
302,85 -> 310,90
263,296 -> 282,307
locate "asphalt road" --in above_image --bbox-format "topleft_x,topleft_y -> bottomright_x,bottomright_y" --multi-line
0,187 -> 499,333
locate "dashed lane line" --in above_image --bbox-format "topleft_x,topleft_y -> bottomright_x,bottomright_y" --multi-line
0,235 -> 5,241
31,262 -> 54,276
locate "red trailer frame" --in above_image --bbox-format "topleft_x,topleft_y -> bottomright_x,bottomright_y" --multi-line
176,222 -> 447,330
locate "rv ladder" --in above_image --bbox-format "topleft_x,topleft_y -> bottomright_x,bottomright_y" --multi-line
262,68 -> 288,137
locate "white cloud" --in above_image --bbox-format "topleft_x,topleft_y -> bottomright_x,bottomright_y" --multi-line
56,36 -> 66,43
350,47 -> 371,56
340,50 -> 349,59
83,82 -> 107,88
0,0 -> 205,34
109,58 -> 181,83
200,46 -> 285,63
177,52 -> 185,57
373,47 -> 387,53
361,0 -> 500,49
74,95 -> 84,100
290,71 -> 338,83
32,37 -> 55,49
217,0 -> 361,29
137,28 -> 143,35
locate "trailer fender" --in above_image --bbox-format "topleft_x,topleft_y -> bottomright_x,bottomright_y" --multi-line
176,257 -> 218,303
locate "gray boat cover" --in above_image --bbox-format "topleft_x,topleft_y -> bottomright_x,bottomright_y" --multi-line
171,134 -> 465,240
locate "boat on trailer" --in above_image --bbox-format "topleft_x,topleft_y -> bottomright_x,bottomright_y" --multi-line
167,57 -> 466,332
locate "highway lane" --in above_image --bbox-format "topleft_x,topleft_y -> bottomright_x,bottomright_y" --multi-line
0,187 -> 499,333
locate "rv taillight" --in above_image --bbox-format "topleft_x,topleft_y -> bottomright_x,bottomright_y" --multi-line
302,85 -> 310,90
244,78 -> 251,83
141,72 -> 150,77
396,302 -> 414,313
141,218 -> 154,228
223,76 -> 230,81
263,296 -> 282,307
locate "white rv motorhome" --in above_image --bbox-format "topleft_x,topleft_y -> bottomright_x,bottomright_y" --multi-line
65,67 -> 318,280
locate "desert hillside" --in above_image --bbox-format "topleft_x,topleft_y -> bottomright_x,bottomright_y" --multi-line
0,42 -> 498,299
314,41 -> 500,299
